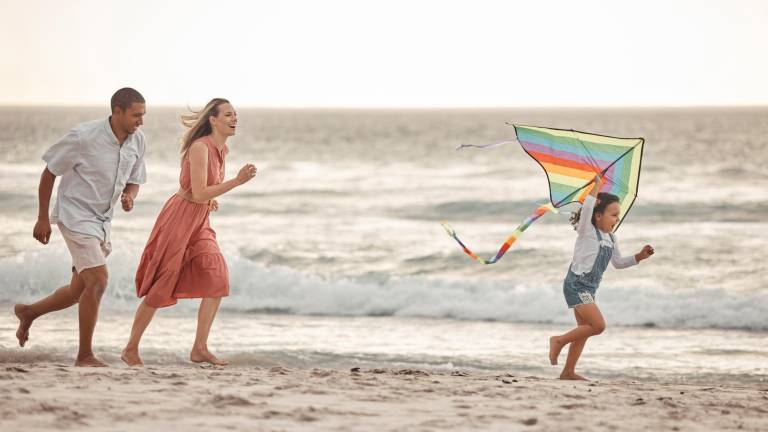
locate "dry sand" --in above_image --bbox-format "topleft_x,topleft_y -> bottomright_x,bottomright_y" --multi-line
1,363 -> 767,431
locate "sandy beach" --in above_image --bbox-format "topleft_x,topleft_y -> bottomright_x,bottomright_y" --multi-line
1,362 -> 766,431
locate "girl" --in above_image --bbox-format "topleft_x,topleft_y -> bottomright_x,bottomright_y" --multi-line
121,98 -> 257,366
549,174 -> 654,380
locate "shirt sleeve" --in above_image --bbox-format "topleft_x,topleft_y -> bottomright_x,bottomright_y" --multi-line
611,235 -> 638,269
42,130 -> 80,176
577,195 -> 596,235
127,140 -> 147,185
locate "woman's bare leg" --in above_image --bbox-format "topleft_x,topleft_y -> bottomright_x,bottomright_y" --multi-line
190,297 -> 228,366
121,301 -> 157,366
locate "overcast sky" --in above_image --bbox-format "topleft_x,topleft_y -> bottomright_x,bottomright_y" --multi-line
1,0 -> 766,107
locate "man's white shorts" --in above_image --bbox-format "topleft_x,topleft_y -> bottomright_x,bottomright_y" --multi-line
57,222 -> 111,273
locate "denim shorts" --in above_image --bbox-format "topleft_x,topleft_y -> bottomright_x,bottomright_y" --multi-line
563,270 -> 597,309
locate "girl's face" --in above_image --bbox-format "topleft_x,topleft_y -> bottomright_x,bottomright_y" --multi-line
210,103 -> 237,137
595,202 -> 621,232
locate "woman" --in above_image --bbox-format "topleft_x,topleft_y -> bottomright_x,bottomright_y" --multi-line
121,98 -> 256,366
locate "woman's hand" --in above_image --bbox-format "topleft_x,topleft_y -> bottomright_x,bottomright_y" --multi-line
636,245 -> 655,262
236,164 -> 257,185
209,199 -> 219,212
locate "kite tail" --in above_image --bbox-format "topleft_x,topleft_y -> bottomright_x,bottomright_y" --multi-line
441,203 -> 556,265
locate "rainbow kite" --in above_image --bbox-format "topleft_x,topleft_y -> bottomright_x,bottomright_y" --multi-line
442,124 -> 644,265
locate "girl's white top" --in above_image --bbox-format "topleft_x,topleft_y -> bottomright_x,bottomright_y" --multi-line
569,195 -> 638,275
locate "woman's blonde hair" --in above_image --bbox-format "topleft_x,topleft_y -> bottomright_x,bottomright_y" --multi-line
179,98 -> 230,158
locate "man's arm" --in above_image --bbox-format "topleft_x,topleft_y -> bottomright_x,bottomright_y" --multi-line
121,183 -> 140,212
33,168 -> 56,244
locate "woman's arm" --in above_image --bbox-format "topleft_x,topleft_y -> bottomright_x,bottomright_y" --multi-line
188,141 -> 256,202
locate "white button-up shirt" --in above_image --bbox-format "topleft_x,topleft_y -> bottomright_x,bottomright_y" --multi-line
42,118 -> 147,241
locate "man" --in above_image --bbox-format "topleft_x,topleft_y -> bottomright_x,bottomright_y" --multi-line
14,88 -> 147,367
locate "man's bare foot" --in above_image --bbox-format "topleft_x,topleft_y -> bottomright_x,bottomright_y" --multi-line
14,304 -> 33,347
190,348 -> 229,366
560,372 -> 589,381
74,354 -> 108,367
121,348 -> 143,367
549,336 -> 564,365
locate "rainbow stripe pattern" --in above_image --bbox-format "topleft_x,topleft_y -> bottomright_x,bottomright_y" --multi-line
443,125 -> 644,265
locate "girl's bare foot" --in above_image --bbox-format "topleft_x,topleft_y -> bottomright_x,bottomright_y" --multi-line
190,348 -> 229,366
121,348 -> 143,366
75,354 -> 108,367
549,336 -> 564,365
559,372 -> 589,381
14,304 -> 33,347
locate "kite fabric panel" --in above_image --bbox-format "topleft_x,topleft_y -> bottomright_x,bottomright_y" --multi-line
442,124 -> 644,265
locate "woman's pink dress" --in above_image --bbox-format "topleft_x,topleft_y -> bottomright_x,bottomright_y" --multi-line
135,135 -> 229,308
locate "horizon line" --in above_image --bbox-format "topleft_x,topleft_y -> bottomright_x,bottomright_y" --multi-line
1,103 -> 767,110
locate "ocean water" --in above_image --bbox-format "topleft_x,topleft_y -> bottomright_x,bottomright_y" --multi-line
0,107 -> 766,385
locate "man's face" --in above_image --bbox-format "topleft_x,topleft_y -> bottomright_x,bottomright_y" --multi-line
114,103 -> 146,135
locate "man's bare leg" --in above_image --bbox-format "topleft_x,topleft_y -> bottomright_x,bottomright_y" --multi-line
14,269 -> 85,347
75,265 -> 109,367
121,301 -> 157,366
190,297 -> 228,366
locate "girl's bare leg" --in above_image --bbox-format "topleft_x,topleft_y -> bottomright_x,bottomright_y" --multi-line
190,297 -> 228,366
549,304 -> 605,366
561,308 -> 592,380
121,301 -> 157,366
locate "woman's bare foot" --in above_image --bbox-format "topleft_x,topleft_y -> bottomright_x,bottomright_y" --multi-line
75,354 -> 108,367
190,348 -> 229,366
14,304 -> 33,347
121,348 -> 143,366
549,336 -> 564,365
559,372 -> 589,381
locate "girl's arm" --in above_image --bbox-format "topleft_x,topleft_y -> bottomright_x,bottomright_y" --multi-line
612,241 -> 655,269
189,141 -> 256,203
577,175 -> 602,235
611,239 -> 638,269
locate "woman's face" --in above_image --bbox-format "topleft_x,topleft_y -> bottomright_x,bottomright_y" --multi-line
595,202 -> 621,232
210,103 -> 237,137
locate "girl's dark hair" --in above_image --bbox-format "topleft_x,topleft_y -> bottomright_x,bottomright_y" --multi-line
570,192 -> 620,230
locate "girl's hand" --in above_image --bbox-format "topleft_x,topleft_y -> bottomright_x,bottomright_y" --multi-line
636,245 -> 655,261
236,164 -> 257,185
590,174 -> 603,197
209,199 -> 219,212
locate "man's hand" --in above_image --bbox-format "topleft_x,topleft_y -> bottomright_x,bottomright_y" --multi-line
121,192 -> 134,212
33,218 -> 52,244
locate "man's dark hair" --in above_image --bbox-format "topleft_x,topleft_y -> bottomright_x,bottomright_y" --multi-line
111,88 -> 145,112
